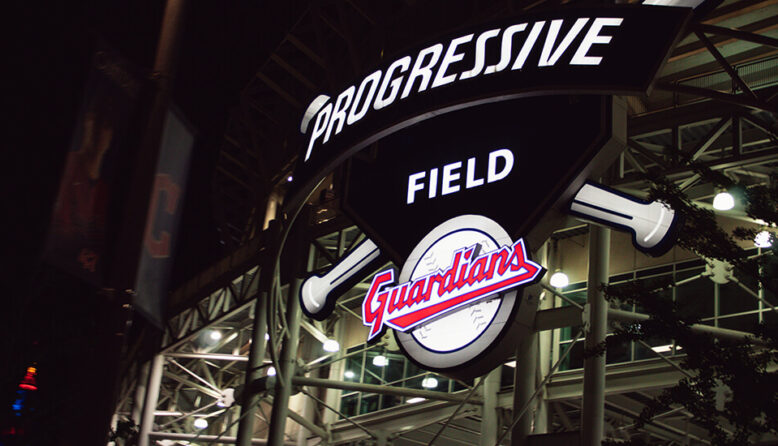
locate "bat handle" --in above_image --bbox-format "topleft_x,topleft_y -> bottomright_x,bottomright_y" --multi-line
300,239 -> 382,318
570,183 -> 678,253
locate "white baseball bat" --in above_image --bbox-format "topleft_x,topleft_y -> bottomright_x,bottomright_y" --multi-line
570,182 -> 679,254
300,239 -> 382,318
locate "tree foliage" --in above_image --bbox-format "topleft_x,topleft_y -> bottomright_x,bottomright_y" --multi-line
600,153 -> 778,445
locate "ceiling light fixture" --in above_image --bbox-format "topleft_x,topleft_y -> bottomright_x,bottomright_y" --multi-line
712,191 -> 735,211
549,270 -> 569,288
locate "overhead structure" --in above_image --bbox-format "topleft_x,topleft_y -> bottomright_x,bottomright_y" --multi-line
117,1 -> 778,445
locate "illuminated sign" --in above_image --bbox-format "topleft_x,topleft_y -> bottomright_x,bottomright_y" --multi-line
288,6 -> 689,209
569,181 -> 681,256
342,95 -> 616,264
362,238 -> 540,340
296,5 -> 689,378
391,216 -> 542,376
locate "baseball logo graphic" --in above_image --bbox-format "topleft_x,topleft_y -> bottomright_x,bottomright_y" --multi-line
388,215 -> 543,372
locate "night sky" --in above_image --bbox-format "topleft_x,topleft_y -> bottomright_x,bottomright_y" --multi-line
2,2 -> 307,443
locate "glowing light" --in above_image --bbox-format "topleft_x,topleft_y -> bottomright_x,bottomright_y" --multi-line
549,271 -> 569,288
193,418 -> 208,429
323,339 -> 340,352
267,367 -> 276,377
209,330 -> 222,341
264,333 -> 270,341
287,175 -> 293,182
372,355 -> 388,367
712,191 -> 735,211
755,231 -> 772,248
407,397 -> 426,404
421,377 -> 438,388
344,370 -> 355,379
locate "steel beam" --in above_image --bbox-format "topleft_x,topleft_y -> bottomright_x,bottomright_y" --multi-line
292,376 -> 484,404
480,369 -> 500,446
165,352 -> 251,362
148,431 -> 292,445
581,225 -> 610,446
237,293 -> 269,446
267,278 -> 303,446
139,355 -> 166,446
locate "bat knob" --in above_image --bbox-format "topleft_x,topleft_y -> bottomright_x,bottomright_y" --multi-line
300,275 -> 327,317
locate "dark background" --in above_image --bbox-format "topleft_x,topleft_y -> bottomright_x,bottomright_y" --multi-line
1,2 -> 309,444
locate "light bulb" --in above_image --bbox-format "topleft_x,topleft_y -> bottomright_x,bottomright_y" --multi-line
344,370 -> 355,379
713,191 -> 735,210
407,397 -> 426,403
549,271 -> 569,288
323,339 -> 340,352
267,366 -> 276,376
755,231 -> 772,248
193,418 -> 208,429
372,355 -> 388,367
209,330 -> 222,341
264,333 -> 270,341
421,377 -> 438,388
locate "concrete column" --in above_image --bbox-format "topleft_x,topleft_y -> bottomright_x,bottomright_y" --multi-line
581,225 -> 610,446
237,293 -> 269,446
323,317 -> 346,426
138,354 -> 165,446
480,368 -> 501,446
511,332 -> 538,446
535,243 -> 550,435
131,360 -> 151,426
267,278 -> 303,446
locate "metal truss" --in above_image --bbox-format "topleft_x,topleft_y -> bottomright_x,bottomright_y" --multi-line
115,2 -> 778,444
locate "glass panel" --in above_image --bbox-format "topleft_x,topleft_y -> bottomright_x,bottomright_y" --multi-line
635,336 -> 671,360
719,282 -> 758,315
364,352 -> 386,384
676,259 -> 704,270
609,272 -> 634,284
559,340 -> 584,371
452,379 -> 470,392
676,274 -> 714,319
501,365 -> 514,389
564,282 -> 587,292
359,395 -> 379,415
560,325 -> 583,342
675,266 -> 703,281
344,357 -> 362,382
561,290 -> 587,308
340,394 -> 358,418
718,313 -> 759,332
405,375 -> 425,389
605,336 -> 631,364
404,360 -> 424,382
636,265 -> 673,278
381,394 -> 401,410
384,355 -> 404,383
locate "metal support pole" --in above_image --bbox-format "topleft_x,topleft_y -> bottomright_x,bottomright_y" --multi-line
132,360 -> 151,425
512,332 -> 538,445
581,225 -> 610,446
237,293 -> 269,446
138,354 -> 165,446
323,317 -> 346,425
267,278 -> 304,446
292,376 -> 484,404
480,368 -> 501,446
295,339 -> 320,446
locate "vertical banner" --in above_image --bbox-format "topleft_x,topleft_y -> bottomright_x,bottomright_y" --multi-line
134,108 -> 195,327
45,49 -> 141,286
